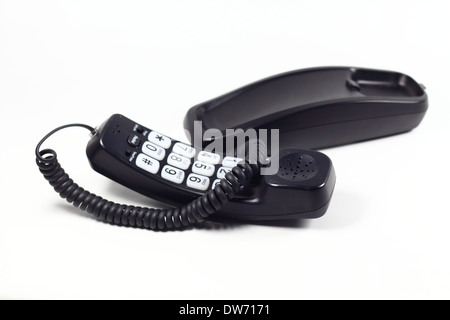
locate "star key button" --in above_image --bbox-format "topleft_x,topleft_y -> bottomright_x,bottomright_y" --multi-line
148,131 -> 172,149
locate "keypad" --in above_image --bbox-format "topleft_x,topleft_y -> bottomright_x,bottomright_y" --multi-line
187,173 -> 210,191
197,151 -> 221,165
167,153 -> 191,170
148,131 -> 171,149
222,156 -> 243,168
212,179 -> 222,189
136,154 -> 160,174
142,141 -> 166,160
161,165 -> 185,184
192,161 -> 215,177
217,167 -> 232,179
132,126 -> 243,192
173,143 -> 196,158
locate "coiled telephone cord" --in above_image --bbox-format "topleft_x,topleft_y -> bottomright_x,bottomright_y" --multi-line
35,124 -> 259,231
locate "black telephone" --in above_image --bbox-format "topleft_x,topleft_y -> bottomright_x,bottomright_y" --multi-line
36,67 -> 427,231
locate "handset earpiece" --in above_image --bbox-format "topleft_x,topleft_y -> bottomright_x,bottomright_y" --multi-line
221,148 -> 335,220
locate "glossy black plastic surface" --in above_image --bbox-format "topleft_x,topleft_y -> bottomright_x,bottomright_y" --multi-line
86,114 -> 336,220
184,67 -> 428,150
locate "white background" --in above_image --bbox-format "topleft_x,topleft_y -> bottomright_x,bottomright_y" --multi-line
1,0 -> 449,300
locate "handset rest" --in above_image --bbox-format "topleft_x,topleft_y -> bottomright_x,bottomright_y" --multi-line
184,67 -> 428,150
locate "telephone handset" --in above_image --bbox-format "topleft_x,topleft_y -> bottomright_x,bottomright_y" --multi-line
36,114 -> 336,231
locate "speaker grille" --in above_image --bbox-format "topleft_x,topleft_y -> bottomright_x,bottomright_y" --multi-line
278,154 -> 318,181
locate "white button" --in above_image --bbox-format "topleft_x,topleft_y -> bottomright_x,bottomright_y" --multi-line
197,151 -> 221,165
217,166 -> 232,179
161,165 -> 185,184
187,173 -> 210,191
142,141 -> 166,160
212,179 -> 222,189
222,156 -> 243,168
192,161 -> 215,177
173,143 -> 196,158
136,153 -> 160,174
148,131 -> 172,149
167,153 -> 191,170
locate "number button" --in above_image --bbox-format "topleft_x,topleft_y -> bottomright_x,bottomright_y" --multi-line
161,165 -> 185,184
217,167 -> 232,179
222,156 -> 243,168
148,131 -> 172,149
142,141 -> 166,160
212,179 -> 222,189
167,153 -> 191,170
197,151 -> 221,165
192,161 -> 215,177
187,174 -> 210,191
173,143 -> 196,158
136,153 -> 160,174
